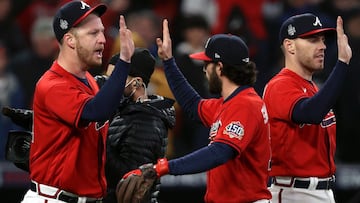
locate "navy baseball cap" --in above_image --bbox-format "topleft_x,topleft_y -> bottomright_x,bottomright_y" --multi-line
279,13 -> 335,44
189,34 -> 249,65
53,1 -> 107,42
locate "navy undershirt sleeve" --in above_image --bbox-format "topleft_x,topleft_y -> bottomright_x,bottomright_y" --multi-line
292,60 -> 349,124
81,59 -> 129,121
163,58 -> 202,121
168,142 -> 237,175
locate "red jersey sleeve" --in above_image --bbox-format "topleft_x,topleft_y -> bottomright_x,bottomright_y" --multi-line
263,76 -> 307,121
44,84 -> 92,127
199,91 -> 268,153
198,98 -> 223,127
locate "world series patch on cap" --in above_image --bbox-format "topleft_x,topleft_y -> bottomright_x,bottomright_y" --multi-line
53,1 -> 107,42
189,34 -> 250,66
279,13 -> 335,44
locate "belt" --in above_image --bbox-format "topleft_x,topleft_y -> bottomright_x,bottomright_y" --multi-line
273,176 -> 335,190
30,181 -> 103,203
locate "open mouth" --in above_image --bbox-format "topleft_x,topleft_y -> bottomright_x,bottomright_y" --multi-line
95,49 -> 103,58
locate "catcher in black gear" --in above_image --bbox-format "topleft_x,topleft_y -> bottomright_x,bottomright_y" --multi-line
105,48 -> 175,203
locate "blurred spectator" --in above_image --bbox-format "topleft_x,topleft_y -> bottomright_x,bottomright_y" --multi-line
335,7 -> 360,163
8,17 -> 58,109
220,3 -> 269,94
151,0 -> 180,23
211,0 -> 268,42
0,42 -> 26,160
16,0 -> 71,45
180,0 -> 267,44
109,9 -> 161,66
180,0 -> 217,30
182,0 -> 270,94
126,9 -> 161,58
325,0 -> 360,16
174,15 -> 211,98
172,14 -> 212,157
0,0 -> 28,57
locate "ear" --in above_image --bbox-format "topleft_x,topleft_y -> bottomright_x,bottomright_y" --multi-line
216,62 -> 224,76
284,39 -> 295,55
63,33 -> 76,49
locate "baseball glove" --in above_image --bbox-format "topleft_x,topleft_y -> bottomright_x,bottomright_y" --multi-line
116,163 -> 157,203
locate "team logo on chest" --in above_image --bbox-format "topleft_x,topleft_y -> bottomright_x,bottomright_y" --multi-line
224,121 -> 244,140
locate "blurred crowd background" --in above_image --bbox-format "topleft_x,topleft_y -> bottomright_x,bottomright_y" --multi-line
0,0 -> 360,202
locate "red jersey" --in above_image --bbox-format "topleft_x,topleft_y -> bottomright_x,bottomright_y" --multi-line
263,68 -> 336,178
30,61 -> 108,198
198,87 -> 271,203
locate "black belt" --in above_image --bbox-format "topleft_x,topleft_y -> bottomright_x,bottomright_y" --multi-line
273,176 -> 335,190
293,179 -> 334,190
30,182 -> 103,203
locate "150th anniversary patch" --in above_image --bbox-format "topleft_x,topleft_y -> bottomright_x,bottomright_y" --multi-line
224,121 -> 244,140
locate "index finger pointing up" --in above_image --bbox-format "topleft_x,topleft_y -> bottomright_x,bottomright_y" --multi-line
162,19 -> 170,42
336,16 -> 344,36
120,15 -> 126,29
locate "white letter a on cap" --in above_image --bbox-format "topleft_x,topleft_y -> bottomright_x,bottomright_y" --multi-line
313,17 -> 322,27
80,1 -> 90,9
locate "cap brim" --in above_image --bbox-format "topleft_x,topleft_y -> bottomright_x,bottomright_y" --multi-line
298,28 -> 336,38
189,52 -> 212,61
73,4 -> 107,27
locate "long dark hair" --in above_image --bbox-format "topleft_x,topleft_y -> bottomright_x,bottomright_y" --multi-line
221,61 -> 257,86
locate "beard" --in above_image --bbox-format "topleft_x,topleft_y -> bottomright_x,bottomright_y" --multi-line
208,67 -> 222,95
76,42 -> 102,68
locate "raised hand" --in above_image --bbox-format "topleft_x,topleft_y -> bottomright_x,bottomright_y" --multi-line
156,19 -> 172,60
119,15 -> 134,63
336,16 -> 352,64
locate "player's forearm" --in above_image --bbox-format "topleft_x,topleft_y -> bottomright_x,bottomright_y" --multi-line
167,142 -> 236,175
82,59 -> 130,121
163,58 -> 202,120
292,60 -> 349,124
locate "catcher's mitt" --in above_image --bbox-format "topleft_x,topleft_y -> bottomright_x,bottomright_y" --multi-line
116,163 -> 157,203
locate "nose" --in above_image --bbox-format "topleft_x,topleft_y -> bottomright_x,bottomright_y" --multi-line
320,40 -> 326,50
319,36 -> 326,50
98,32 -> 106,44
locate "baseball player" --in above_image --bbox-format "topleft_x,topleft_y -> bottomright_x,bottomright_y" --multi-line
3,49 -> 174,203
123,19 -> 272,203
21,1 -> 135,203
262,13 -> 352,203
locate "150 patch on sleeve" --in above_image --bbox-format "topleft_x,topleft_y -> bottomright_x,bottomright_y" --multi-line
224,121 -> 244,140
